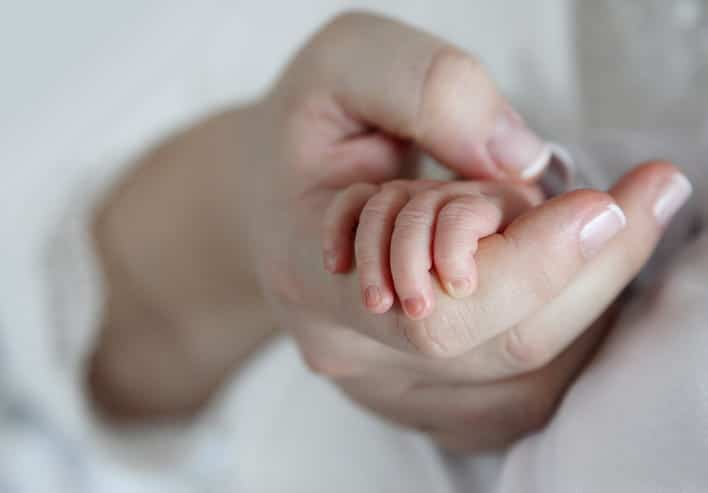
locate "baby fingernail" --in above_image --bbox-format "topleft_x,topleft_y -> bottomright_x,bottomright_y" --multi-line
487,109 -> 551,179
403,297 -> 427,319
580,204 -> 627,259
445,279 -> 472,298
364,286 -> 382,309
653,173 -> 693,227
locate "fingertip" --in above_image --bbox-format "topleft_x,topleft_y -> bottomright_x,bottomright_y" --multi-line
442,265 -> 478,299
402,295 -> 432,320
444,279 -> 473,299
363,285 -> 395,314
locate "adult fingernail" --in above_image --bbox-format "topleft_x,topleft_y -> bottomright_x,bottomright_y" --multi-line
403,296 -> 428,319
445,279 -> 473,298
487,109 -> 551,179
580,204 -> 627,259
653,173 -> 693,227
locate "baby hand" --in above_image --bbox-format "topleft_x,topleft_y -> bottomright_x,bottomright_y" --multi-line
322,179 -> 543,320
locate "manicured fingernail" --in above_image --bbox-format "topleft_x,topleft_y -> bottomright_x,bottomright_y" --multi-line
364,286 -> 382,309
487,109 -> 551,179
653,173 -> 693,227
445,279 -> 473,298
323,250 -> 338,272
580,204 -> 627,259
402,296 -> 427,319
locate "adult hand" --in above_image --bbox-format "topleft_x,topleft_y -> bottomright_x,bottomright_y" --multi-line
238,12 -> 688,450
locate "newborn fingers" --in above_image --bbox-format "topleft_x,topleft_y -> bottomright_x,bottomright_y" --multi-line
433,195 -> 499,298
354,186 -> 410,314
322,183 -> 380,273
433,184 -> 542,299
390,182 -> 540,320
323,179 -> 541,321
353,180 -> 443,313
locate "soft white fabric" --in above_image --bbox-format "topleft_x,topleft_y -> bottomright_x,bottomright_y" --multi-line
1,1 -> 707,491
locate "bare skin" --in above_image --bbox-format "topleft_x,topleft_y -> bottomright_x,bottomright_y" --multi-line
90,108 -> 274,418
88,12 -> 688,451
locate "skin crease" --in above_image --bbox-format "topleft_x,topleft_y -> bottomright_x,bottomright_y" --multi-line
89,12 -> 685,451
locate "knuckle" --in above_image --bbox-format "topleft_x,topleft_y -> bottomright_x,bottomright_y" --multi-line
309,11 -> 371,64
432,238 -> 469,267
501,325 -> 555,374
432,248 -> 458,266
414,47 -> 492,137
353,245 -> 378,271
301,350 -> 360,380
394,191 -> 441,231
359,193 -> 396,226
281,93 -> 337,169
615,236 -> 647,279
437,199 -> 489,230
395,207 -> 433,230
352,231 -> 378,267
